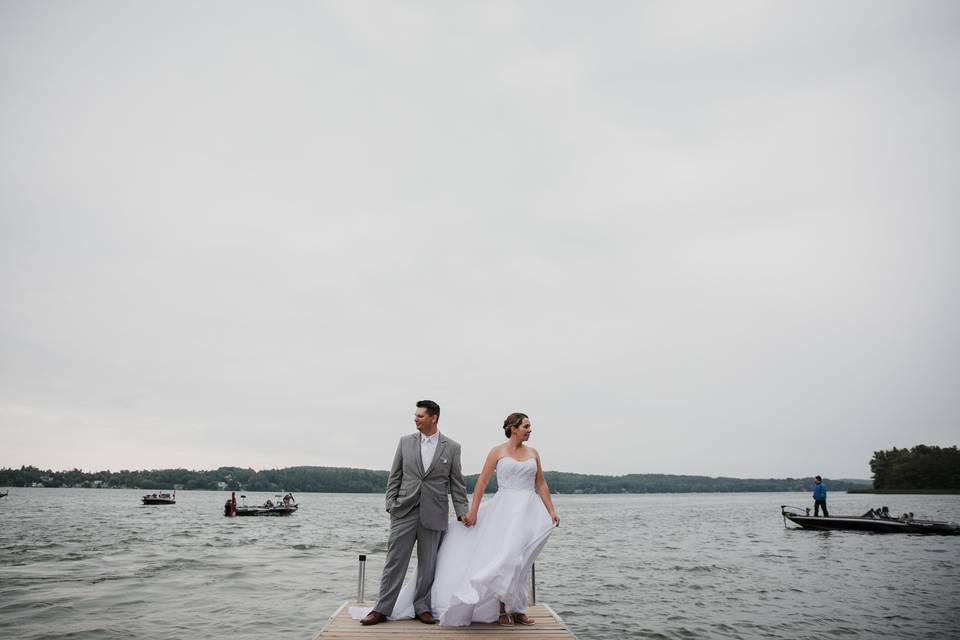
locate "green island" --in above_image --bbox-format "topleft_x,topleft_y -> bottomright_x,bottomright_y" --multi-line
2,445 -> 954,494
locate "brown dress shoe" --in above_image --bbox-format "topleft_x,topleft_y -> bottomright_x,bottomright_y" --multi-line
360,611 -> 387,625
416,611 -> 438,624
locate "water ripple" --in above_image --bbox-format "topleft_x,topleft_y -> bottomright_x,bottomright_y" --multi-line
1,490 -> 958,639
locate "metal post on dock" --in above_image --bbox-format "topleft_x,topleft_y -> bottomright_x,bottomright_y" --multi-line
531,563 -> 536,605
357,554 -> 366,602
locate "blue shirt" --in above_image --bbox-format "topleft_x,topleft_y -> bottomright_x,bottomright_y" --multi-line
813,482 -> 827,500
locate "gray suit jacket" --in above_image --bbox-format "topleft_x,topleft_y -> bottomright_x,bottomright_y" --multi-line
385,432 -> 469,531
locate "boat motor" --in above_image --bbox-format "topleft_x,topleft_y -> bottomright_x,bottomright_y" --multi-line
224,491 -> 237,517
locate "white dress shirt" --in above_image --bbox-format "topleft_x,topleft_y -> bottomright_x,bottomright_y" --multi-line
420,432 -> 439,471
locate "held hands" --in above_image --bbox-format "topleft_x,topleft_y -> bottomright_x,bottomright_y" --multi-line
461,511 -> 477,527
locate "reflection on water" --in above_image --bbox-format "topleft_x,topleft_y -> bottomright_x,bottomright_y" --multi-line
1,490 -> 958,639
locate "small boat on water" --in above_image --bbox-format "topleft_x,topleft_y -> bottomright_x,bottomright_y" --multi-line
224,492 -> 297,517
142,491 -> 176,505
781,505 -> 960,535
0,490 -> 8,499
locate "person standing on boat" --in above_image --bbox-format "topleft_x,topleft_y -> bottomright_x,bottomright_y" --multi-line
359,400 -> 469,626
813,475 -> 829,516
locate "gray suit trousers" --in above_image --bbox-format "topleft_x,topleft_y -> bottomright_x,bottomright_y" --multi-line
374,506 -> 442,617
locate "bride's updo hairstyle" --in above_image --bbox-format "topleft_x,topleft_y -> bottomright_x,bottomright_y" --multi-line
502,412 -> 528,438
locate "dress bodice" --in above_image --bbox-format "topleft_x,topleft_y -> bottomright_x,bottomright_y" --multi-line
495,456 -> 537,491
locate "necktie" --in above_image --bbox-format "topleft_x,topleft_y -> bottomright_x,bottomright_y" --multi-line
421,435 -> 436,470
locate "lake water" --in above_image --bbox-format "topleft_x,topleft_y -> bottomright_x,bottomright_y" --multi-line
1,489 -> 958,639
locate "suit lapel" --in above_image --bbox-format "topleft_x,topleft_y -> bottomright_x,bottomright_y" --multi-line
412,433 -> 425,477
424,435 -> 447,477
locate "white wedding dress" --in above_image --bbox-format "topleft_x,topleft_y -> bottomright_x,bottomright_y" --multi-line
351,456 -> 555,626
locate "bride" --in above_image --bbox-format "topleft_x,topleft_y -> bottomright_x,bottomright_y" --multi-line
354,412 -> 559,626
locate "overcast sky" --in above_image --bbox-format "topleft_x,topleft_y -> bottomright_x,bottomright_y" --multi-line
1,1 -> 958,480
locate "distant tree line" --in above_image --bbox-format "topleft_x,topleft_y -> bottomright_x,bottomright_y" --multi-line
0,465 -> 870,493
870,445 -> 960,490
535,473 -> 870,494
0,465 -> 388,492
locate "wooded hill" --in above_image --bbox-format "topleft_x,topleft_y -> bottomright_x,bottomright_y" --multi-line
0,465 -> 871,494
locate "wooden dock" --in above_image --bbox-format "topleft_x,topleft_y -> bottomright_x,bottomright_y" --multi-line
314,601 -> 577,639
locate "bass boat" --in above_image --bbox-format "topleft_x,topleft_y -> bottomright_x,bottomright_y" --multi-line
224,492 -> 298,517
781,505 -> 960,535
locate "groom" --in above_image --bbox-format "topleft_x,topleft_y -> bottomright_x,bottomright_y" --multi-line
361,400 -> 470,626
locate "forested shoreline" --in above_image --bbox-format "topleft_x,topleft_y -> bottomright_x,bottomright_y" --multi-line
869,445 -> 959,491
0,464 -> 872,494
7,446 -> 953,494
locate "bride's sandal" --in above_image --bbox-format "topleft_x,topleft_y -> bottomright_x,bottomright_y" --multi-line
498,613 -> 514,626
512,612 -> 535,625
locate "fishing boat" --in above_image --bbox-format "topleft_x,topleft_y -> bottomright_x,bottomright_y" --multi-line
0,490 -> 8,498
142,491 -> 176,505
224,492 -> 297,517
781,505 -> 960,535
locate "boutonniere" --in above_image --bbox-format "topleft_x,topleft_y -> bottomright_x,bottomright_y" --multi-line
441,458 -> 448,464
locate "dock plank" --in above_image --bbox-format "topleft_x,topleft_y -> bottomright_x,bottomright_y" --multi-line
314,602 -> 575,639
